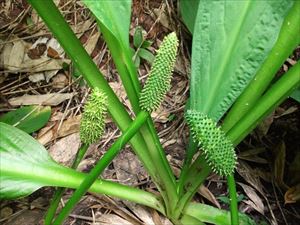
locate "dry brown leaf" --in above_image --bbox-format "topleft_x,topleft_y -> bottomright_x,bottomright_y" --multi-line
113,149 -> 148,185
0,42 -> 13,69
256,112 -> 274,137
7,40 -> 26,71
52,73 -> 68,88
284,183 -> 300,204
8,93 -> 74,106
239,183 -> 265,215
94,213 -> 133,225
289,152 -> 300,184
152,4 -> 172,30
275,106 -> 298,118
238,148 -> 268,164
273,141 -> 289,190
37,115 -> 81,145
48,133 -> 81,166
198,185 -> 221,208
85,32 -> 101,55
237,161 -> 265,196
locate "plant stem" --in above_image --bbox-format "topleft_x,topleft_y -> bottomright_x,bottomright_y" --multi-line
98,23 -> 141,114
100,22 -> 178,213
227,174 -> 238,225
173,155 -> 211,219
45,144 -> 89,225
227,61 -> 300,145
177,138 -> 198,196
53,111 -> 149,224
28,0 -> 160,193
183,202 -> 256,225
222,1 -> 300,132
180,61 -> 300,222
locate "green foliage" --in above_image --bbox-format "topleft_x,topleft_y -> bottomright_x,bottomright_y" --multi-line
185,110 -> 236,176
139,32 -> 178,112
132,26 -> 154,67
290,87 -> 300,103
0,122 -> 61,199
189,0 -> 293,121
82,0 -> 131,48
80,88 -> 107,144
0,106 -> 51,134
179,0 -> 199,33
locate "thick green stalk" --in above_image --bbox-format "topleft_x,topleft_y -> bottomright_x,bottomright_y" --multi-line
222,1 -> 300,132
177,138 -> 198,196
227,61 -> 300,145
28,0 -> 160,192
180,215 -> 206,225
54,111 -> 149,224
183,202 -> 256,225
227,174 -> 238,225
3,158 -> 165,214
101,23 -> 178,212
180,62 -> 300,222
173,155 -> 211,219
45,144 -> 89,225
98,23 -> 141,113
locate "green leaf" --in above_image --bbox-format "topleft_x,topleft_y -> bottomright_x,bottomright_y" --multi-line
189,1 -> 293,121
290,87 -> 300,103
141,40 -> 153,49
83,0 -> 131,48
134,55 -> 140,68
179,0 -> 200,33
0,122 -> 65,199
0,106 -> 51,134
133,26 -> 143,48
138,48 -> 155,64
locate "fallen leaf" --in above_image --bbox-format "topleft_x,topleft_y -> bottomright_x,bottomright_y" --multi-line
52,73 -> 68,88
8,93 -> 74,106
84,32 -> 101,55
239,183 -> 265,215
236,161 -> 265,196
238,148 -> 268,164
273,141 -> 289,190
7,39 -> 26,71
284,184 -> 300,204
37,115 -> 81,145
113,149 -> 148,185
198,185 -> 221,208
94,214 -> 133,225
27,43 -> 47,59
48,133 -> 81,166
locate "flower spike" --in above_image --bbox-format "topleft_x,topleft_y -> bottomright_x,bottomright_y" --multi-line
185,110 -> 237,176
139,32 -> 179,112
80,88 -> 107,144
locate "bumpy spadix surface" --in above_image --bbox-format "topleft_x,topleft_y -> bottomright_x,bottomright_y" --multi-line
185,110 -> 237,176
80,88 -> 107,144
139,32 -> 178,112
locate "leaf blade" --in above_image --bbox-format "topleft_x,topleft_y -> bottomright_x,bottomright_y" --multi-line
190,1 -> 293,121
0,105 -> 51,133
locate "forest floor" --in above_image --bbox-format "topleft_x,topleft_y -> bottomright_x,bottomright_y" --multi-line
0,0 -> 299,225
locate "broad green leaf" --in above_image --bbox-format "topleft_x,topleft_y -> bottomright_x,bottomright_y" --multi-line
290,87 -> 300,103
179,0 -> 200,33
138,48 -> 155,64
190,1 -> 293,121
0,122 -> 65,199
0,106 -> 51,133
0,123 -> 155,206
133,26 -> 143,48
83,0 -> 131,48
